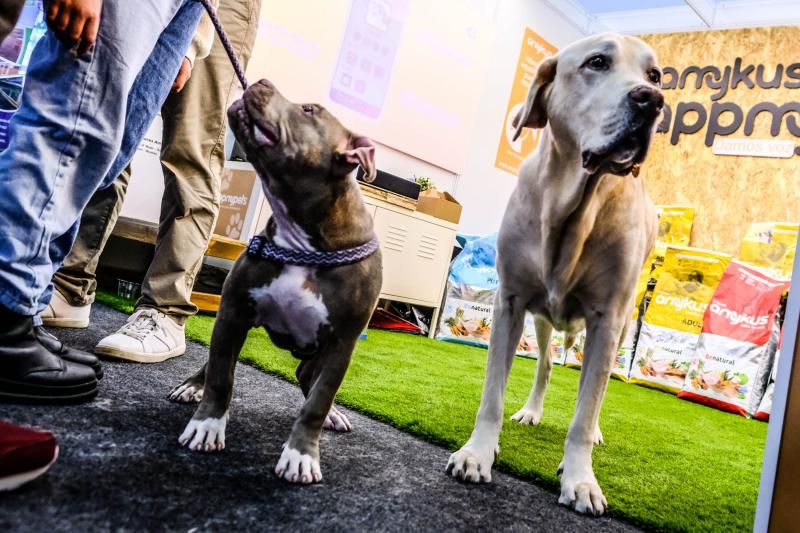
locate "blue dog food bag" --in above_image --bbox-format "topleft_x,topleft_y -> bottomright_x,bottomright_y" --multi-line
436,234 -> 544,358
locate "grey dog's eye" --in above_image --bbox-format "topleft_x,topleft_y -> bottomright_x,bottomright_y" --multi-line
302,105 -> 314,116
648,68 -> 661,85
585,54 -> 609,71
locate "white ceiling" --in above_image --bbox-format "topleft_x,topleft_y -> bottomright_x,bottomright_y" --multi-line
543,0 -> 800,35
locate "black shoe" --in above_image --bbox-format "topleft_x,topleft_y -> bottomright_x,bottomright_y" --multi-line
34,326 -> 103,380
0,306 -> 97,403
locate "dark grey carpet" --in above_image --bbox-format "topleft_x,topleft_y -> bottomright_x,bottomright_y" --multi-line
1,304 -> 641,532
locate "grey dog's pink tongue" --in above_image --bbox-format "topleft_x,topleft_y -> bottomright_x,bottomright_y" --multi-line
253,124 -> 276,147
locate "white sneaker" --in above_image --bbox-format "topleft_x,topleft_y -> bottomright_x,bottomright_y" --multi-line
95,308 -> 186,363
40,290 -> 91,328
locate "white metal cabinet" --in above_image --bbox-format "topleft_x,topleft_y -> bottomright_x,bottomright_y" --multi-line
364,197 -> 458,337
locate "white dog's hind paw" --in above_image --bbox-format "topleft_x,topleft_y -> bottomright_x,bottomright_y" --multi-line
510,407 -> 542,425
446,446 -> 494,483
169,382 -> 204,403
594,425 -> 604,445
275,446 -> 322,484
558,472 -> 608,516
178,415 -> 227,452
323,406 -> 352,432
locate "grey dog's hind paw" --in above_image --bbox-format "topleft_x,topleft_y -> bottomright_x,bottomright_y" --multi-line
323,406 -> 352,432
168,381 -> 204,403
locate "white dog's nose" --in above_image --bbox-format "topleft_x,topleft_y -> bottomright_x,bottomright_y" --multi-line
628,85 -> 664,118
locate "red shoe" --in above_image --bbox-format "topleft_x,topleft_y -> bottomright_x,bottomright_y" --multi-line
0,420 -> 58,491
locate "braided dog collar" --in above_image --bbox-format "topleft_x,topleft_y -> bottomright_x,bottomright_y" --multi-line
247,235 -> 380,267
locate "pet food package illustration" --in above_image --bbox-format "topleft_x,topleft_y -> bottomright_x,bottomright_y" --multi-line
630,246 -> 731,393
564,331 -> 587,368
656,205 -> 695,248
436,234 -> 538,356
736,221 -> 798,281
678,261 -> 787,416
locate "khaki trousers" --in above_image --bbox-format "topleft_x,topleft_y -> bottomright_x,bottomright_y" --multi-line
53,0 -> 261,324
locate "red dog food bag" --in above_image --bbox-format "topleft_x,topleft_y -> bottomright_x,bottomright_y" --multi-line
678,261 -> 788,416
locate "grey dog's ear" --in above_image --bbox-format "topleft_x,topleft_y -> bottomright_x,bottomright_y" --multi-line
512,56 -> 557,141
339,135 -> 377,182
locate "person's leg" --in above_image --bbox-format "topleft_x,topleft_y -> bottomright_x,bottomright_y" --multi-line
0,0 -> 202,403
97,0 -> 263,362
0,0 -> 24,43
47,0 -> 212,324
52,165 -> 132,307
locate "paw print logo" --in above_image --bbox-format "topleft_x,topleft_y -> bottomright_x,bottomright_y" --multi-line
226,212 -> 243,239
221,172 -> 233,192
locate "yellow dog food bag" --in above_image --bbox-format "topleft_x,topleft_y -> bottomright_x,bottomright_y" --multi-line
737,222 -> 798,281
630,246 -> 731,393
656,205 -> 695,247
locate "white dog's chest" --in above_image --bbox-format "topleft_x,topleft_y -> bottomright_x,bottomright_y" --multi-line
249,266 -> 330,349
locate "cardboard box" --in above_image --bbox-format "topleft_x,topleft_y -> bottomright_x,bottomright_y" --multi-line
416,190 -> 462,224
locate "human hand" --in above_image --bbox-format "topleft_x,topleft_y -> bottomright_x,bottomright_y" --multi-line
172,58 -> 192,93
45,0 -> 103,55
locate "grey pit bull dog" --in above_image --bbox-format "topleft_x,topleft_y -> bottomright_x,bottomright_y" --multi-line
169,79 -> 382,484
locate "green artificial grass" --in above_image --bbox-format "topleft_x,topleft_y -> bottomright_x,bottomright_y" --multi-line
98,292 -> 766,532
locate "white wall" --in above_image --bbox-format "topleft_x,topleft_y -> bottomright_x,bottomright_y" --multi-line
120,0 -> 585,238
454,0 -> 585,236
347,0 -> 586,237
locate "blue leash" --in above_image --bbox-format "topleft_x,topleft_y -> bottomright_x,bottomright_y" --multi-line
196,0 -> 249,90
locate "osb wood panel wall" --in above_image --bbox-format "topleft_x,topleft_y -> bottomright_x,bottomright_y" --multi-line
641,27 -> 800,254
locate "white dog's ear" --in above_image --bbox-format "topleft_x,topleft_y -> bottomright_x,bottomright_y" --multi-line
512,56 -> 557,141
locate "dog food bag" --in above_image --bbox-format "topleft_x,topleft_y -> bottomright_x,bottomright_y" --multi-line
436,233 -> 539,356
755,328 -> 783,421
737,222 -> 798,281
564,331 -> 587,368
522,329 -> 568,364
614,255 -> 657,381
656,205 -> 695,248
630,246 -> 731,393
677,261 -> 788,416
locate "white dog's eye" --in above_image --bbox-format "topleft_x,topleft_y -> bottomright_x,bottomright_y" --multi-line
648,68 -> 662,85
585,54 -> 610,71
302,105 -> 315,116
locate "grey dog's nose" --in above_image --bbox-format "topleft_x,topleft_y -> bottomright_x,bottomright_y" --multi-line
257,79 -> 275,90
628,85 -> 664,117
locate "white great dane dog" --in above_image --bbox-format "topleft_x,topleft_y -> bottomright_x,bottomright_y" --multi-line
446,33 -> 663,516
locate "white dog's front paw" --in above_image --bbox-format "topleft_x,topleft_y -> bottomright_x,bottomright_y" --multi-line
446,445 -> 496,483
169,382 -> 204,403
594,425 -> 604,445
558,467 -> 607,516
323,406 -> 352,432
178,415 -> 227,452
510,407 -> 542,425
275,446 -> 322,484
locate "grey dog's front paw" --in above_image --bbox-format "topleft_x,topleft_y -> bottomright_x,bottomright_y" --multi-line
275,445 -> 322,484
178,415 -> 227,452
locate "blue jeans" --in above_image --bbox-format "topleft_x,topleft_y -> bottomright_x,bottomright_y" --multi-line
0,0 -> 204,315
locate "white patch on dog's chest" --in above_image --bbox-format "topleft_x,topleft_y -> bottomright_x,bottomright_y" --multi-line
249,266 -> 329,349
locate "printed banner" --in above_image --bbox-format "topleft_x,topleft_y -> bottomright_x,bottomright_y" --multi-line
494,28 -> 556,176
